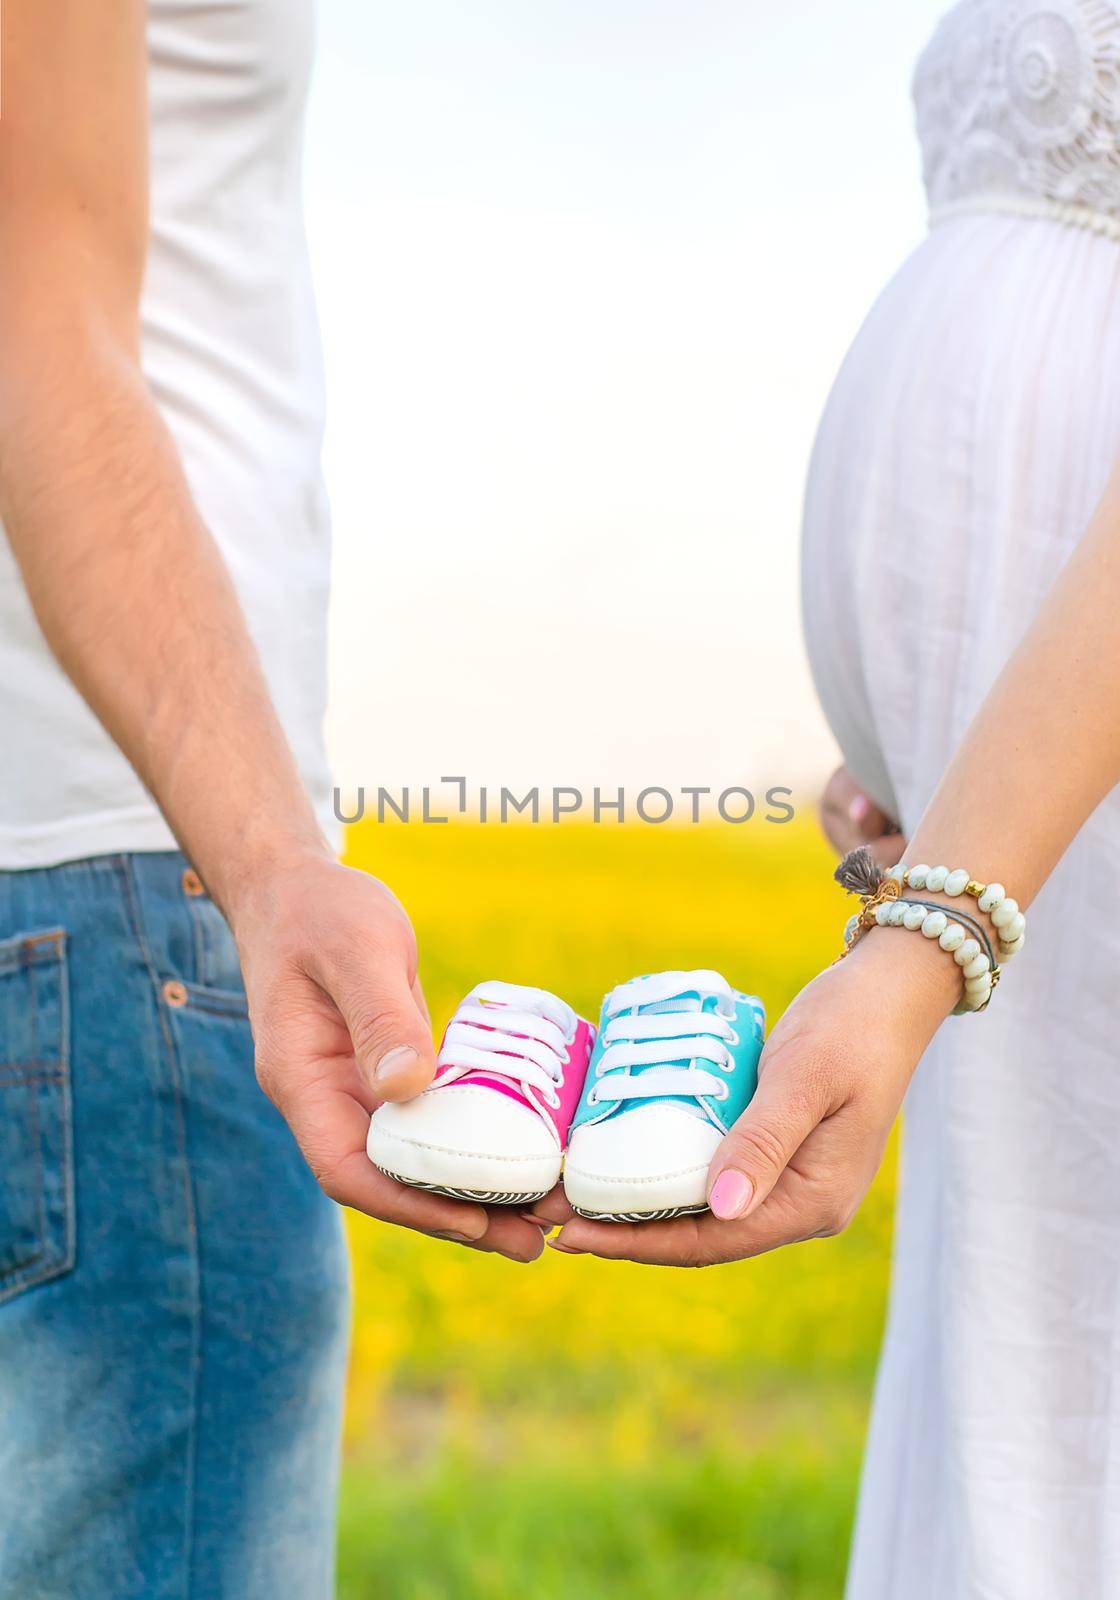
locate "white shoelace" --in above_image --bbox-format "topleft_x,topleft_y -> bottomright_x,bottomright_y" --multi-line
589,970 -> 738,1108
436,981 -> 576,1111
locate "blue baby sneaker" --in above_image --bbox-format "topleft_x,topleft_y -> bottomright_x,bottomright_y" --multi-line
563,970 -> 764,1221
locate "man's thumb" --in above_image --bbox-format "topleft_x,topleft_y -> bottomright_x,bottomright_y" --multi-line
336,962 -> 437,1102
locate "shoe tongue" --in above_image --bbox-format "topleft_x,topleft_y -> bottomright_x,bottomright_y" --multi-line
634,990 -> 722,1025
614,989 -> 721,1118
640,994 -> 702,1017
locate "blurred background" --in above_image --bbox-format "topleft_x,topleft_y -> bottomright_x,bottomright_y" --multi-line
310,0 -> 950,798
304,2 -> 950,1593
338,821 -> 880,1600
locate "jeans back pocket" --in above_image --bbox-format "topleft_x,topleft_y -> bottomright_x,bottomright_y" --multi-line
0,929 -> 74,1305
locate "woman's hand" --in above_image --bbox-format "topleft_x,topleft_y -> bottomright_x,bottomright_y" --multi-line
537,931 -> 957,1267
820,765 -> 904,866
231,850 -> 545,1264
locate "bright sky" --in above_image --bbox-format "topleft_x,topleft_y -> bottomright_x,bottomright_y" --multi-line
307,0 -> 951,801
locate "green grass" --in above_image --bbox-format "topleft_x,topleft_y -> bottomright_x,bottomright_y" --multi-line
338,1433 -> 863,1600
337,818 -> 890,1598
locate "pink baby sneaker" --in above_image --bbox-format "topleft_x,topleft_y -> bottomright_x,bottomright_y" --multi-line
366,980 -> 595,1205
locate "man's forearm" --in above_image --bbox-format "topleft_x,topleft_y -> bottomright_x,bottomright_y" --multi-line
0,0 -> 550,1257
0,335 -> 329,915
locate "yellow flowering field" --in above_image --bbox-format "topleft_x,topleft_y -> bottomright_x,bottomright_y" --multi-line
338,816 -> 895,1599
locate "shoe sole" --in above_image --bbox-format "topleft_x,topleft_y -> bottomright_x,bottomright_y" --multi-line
569,1200 -> 710,1223
371,1163 -> 549,1207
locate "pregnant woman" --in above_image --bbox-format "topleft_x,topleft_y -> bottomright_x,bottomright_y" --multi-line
543,3 -> 1120,1593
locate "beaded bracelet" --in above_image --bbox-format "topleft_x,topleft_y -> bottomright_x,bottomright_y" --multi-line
834,847 -> 1016,1015
885,862 -> 1026,961
853,895 -> 999,1013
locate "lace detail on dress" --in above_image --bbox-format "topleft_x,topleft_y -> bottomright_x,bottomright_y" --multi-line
915,0 -> 1120,236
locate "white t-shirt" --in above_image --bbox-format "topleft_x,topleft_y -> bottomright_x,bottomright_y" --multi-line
0,0 -> 332,868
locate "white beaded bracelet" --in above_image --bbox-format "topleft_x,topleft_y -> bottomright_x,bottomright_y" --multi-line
886,863 -> 1026,961
835,848 -> 1017,1016
841,896 -> 999,1013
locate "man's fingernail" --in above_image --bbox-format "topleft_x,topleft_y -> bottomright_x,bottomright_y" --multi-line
434,1228 -> 477,1245
521,1214 -> 552,1231
373,1045 -> 419,1084
510,1240 -> 545,1264
848,794 -> 872,826
709,1169 -> 754,1221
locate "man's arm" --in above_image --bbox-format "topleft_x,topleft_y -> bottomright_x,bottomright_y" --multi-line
0,0 -> 541,1262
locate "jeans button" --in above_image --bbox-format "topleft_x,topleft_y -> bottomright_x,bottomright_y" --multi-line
163,980 -> 188,1009
181,869 -> 205,898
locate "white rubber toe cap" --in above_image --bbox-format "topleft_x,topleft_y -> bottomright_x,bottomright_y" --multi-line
563,1103 -> 723,1219
367,1084 -> 561,1201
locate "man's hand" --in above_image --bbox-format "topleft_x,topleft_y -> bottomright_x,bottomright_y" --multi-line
230,850 -> 545,1264
533,931 -> 956,1267
820,765 -> 904,866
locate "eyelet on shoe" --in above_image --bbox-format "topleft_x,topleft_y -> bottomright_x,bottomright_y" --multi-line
587,1089 -> 599,1107
726,1028 -> 740,1047
714,1082 -> 730,1101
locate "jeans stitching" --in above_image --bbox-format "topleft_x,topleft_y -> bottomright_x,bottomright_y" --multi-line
0,1246 -> 61,1306
0,936 -> 66,980
26,957 -> 47,1275
0,935 -> 74,1302
188,899 -> 207,988
58,933 -> 75,1281
116,856 -> 200,1600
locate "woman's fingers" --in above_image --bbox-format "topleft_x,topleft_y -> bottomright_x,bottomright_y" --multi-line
542,1011 -> 842,1259
704,1063 -> 826,1221
820,765 -> 902,858
546,974 -> 896,1268
546,1064 -> 831,1265
550,1122 -> 863,1267
550,1168 -> 821,1266
527,1184 -> 574,1227
549,1212 -> 703,1264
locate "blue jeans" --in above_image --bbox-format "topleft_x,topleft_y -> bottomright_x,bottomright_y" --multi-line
0,853 -> 350,1599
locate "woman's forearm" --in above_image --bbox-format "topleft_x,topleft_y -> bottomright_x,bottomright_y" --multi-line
904,457 -> 1120,903
555,462 -> 1120,1265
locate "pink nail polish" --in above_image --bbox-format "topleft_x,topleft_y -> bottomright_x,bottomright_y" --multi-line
848,794 -> 871,826
709,1169 -> 754,1221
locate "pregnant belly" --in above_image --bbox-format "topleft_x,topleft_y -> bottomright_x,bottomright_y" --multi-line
800,212 -> 1120,823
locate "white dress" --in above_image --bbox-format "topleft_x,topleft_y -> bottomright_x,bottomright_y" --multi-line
802,4 -> 1120,1596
